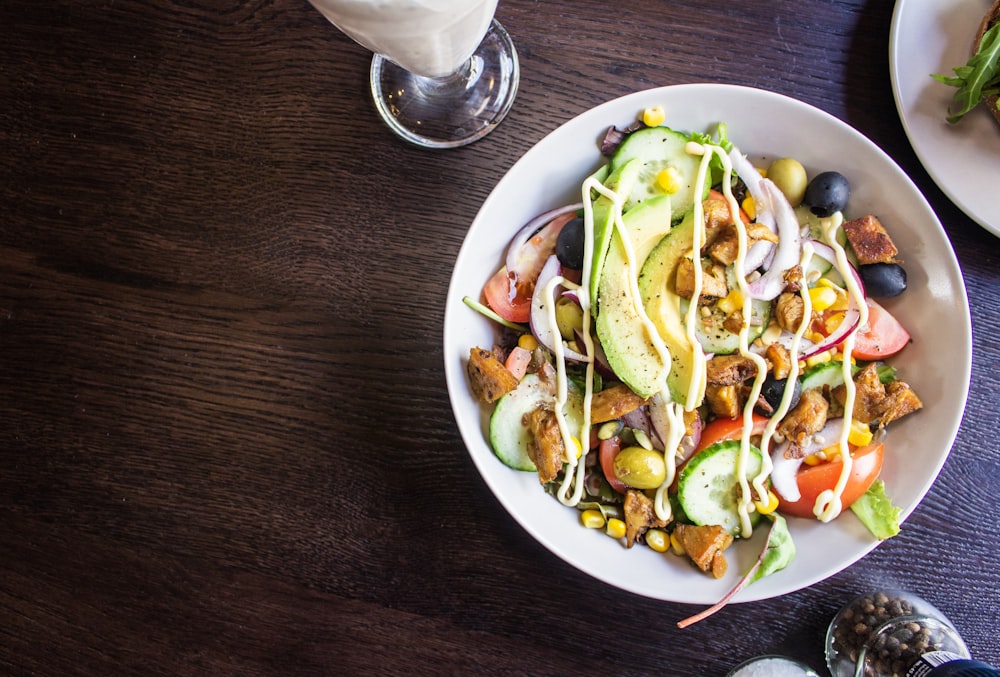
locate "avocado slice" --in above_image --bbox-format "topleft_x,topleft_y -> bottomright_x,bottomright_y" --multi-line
637,211 -> 706,408
588,159 -> 641,309
594,195 -> 674,399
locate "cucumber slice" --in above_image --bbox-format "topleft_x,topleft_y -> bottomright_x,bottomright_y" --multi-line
610,126 -> 706,216
799,360 -> 847,392
677,440 -> 763,536
679,294 -> 771,355
488,373 -> 584,472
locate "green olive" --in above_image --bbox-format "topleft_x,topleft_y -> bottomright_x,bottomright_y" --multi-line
554,297 -> 583,341
612,446 -> 667,489
766,157 -> 808,207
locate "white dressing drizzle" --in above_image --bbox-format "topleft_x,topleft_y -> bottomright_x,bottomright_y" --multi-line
689,144 -> 770,537
653,399 -> 685,522
813,219 -> 869,522
757,242 -> 815,499
682,141 -> 711,412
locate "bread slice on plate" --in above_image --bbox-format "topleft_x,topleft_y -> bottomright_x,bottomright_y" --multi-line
978,0 -> 1000,125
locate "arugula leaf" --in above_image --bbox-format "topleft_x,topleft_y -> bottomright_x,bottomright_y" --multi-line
850,480 -> 902,540
932,23 -> 1000,123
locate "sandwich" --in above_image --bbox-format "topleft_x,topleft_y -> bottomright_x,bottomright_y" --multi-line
933,0 -> 1000,125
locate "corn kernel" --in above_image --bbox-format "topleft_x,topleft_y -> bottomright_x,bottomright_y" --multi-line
645,528 -> 669,553
754,490 -> 780,515
517,334 -> 538,351
757,167 -> 767,178
803,452 -> 824,466
642,105 -> 666,127
805,349 -> 834,367
567,436 -> 583,460
817,277 -> 844,291
718,289 -> 744,315
824,311 -> 847,335
742,196 -> 756,220
669,531 -> 686,556
581,509 -> 606,529
606,518 -> 626,540
808,286 -> 839,312
848,419 -> 874,447
656,166 -> 683,194
822,445 -> 842,462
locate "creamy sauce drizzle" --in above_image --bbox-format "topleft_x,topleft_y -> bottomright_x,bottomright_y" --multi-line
814,220 -> 869,521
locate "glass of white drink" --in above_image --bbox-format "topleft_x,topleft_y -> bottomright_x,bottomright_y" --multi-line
307,0 -> 519,149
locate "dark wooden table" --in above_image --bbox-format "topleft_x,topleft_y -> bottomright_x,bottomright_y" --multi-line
3,0 -> 998,674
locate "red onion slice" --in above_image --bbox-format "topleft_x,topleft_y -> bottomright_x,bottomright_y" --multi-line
504,204 -> 582,282
746,179 -> 802,300
770,417 -> 847,501
530,255 -> 588,362
729,148 -> 777,274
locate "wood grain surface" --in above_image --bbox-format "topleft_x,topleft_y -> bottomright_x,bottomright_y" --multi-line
2,0 -> 998,674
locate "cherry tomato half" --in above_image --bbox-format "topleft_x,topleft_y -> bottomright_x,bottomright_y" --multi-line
483,267 -> 531,323
599,436 -> 628,495
693,413 -> 770,455
775,441 -> 885,518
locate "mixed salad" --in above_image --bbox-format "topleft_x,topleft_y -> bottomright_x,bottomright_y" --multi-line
463,107 -> 922,623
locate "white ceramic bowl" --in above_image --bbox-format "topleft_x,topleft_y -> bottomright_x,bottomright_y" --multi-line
443,84 -> 971,604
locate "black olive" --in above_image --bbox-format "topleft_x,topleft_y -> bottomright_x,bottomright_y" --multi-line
555,216 -> 585,269
804,171 -> 851,217
860,262 -> 907,298
761,374 -> 801,412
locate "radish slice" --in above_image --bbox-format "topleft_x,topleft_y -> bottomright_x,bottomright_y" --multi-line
747,179 -> 802,300
530,255 -> 588,362
504,204 -> 582,280
770,417 -> 847,501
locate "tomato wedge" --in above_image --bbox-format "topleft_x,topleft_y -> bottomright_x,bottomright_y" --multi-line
775,441 -> 885,518
849,299 -> 910,360
483,267 -> 531,323
693,413 -> 769,455
599,437 -> 628,494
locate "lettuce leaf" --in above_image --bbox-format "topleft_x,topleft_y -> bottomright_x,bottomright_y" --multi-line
850,480 -> 902,540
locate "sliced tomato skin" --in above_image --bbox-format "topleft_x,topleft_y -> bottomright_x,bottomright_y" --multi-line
693,413 -> 770,455
849,299 -> 911,360
483,267 -> 531,323
775,441 -> 885,518
599,437 -> 628,495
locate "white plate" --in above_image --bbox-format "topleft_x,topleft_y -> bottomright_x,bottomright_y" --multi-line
890,0 -> 1000,236
444,84 -> 971,604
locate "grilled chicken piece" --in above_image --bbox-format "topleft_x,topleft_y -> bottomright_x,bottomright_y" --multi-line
706,384 -> 742,419
833,363 -> 923,427
774,292 -> 805,333
467,347 -> 519,404
676,258 -> 729,302
673,523 -> 734,578
782,264 -> 804,294
623,490 -> 669,548
838,362 -> 886,424
765,342 -> 793,380
778,387 -> 829,446
590,384 -> 648,424
706,354 -> 760,386
523,405 -> 565,484
878,381 -> 923,426
842,215 -> 899,265
708,221 -> 779,267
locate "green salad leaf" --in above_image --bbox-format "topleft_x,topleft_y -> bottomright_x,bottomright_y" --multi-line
850,480 -> 902,540
932,22 -> 1000,123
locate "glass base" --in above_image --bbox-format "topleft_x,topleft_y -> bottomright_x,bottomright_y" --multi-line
369,19 -> 519,149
